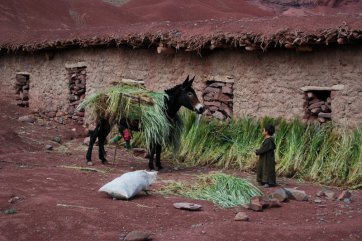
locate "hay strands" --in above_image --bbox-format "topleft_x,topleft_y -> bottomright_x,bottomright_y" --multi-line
79,83 -> 173,149
57,165 -> 106,173
57,203 -> 95,210
120,92 -> 154,106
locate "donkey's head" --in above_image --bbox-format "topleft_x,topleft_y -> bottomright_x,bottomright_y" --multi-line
177,75 -> 205,114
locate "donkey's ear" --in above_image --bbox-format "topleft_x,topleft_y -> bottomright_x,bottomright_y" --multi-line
182,75 -> 190,87
189,76 -> 195,86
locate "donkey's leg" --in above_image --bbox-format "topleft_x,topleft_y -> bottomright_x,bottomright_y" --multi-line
148,144 -> 156,170
155,144 -> 163,170
86,122 -> 100,165
98,120 -> 111,164
98,136 -> 108,164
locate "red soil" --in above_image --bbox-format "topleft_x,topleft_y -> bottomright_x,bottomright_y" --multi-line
0,95 -> 362,241
1,0 -> 362,48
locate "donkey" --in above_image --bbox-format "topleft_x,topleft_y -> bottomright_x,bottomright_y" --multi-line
85,75 -> 205,170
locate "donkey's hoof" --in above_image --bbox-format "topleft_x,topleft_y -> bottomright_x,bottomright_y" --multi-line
157,166 -> 164,170
86,161 -> 94,166
101,159 -> 109,165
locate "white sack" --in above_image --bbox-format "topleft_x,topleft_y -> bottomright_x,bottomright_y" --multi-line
99,170 -> 157,199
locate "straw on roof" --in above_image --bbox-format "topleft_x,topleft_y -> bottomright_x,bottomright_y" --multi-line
1,0 -> 362,53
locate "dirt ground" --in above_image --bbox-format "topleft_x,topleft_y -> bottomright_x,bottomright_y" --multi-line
1,96 -> 362,241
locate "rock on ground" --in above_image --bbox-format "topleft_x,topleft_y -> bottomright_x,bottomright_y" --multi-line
284,188 -> 309,201
324,190 -> 337,200
269,188 -> 289,202
250,196 -> 267,211
316,189 -> 337,200
8,196 -> 21,204
338,190 -> 351,201
124,231 -> 152,241
234,212 -> 249,221
52,136 -> 62,143
18,115 -> 36,123
268,198 -> 281,208
173,202 -> 202,211
45,144 -> 53,150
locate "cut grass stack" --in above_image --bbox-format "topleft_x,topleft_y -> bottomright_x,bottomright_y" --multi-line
169,112 -> 263,169
160,112 -> 362,188
78,83 -> 173,148
161,172 -> 262,208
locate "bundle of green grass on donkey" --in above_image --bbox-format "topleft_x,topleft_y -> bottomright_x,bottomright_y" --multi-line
78,83 -> 182,149
161,172 -> 262,208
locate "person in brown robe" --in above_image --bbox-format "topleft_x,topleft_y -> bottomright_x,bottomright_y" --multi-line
255,124 -> 277,188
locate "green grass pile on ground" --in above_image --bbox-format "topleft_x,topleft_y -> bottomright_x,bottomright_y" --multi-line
160,172 -> 262,208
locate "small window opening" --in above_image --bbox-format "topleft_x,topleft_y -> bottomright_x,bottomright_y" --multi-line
304,90 -> 332,123
203,80 -> 233,120
67,67 -> 86,125
15,73 -> 30,107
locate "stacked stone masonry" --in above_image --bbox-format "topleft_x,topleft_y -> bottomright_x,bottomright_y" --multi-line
67,67 -> 86,125
14,73 -> 30,107
203,81 -> 233,120
304,91 -> 332,123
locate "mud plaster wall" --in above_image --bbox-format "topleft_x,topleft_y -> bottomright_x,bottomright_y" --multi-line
0,45 -> 362,126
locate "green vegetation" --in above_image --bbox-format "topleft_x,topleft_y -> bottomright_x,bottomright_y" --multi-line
160,172 -> 262,208
161,112 -> 362,188
78,83 -> 173,148
87,84 -> 361,188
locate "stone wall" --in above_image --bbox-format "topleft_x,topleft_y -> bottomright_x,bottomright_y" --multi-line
203,81 -> 234,120
66,64 -> 87,125
0,45 -> 362,126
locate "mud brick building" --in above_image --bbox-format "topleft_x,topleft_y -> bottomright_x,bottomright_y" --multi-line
1,0 -> 362,126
